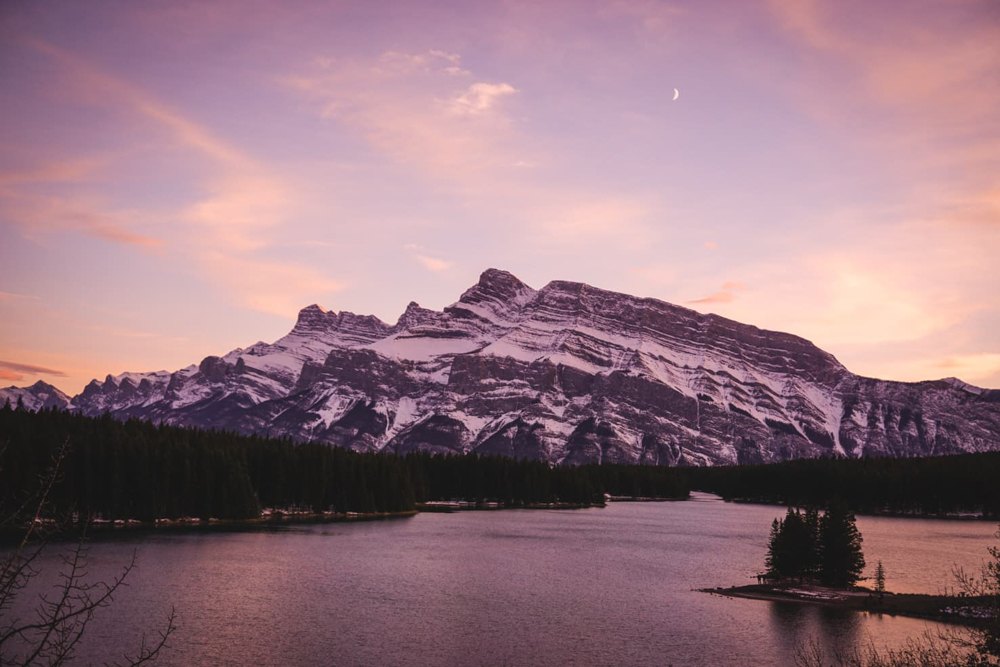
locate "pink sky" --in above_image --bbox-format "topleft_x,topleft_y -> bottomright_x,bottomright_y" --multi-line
1,0 -> 998,394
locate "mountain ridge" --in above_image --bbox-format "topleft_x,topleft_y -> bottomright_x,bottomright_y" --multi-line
3,268 -> 998,465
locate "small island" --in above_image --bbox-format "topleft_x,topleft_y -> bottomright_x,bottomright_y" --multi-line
705,583 -> 996,629
703,505 -> 1000,631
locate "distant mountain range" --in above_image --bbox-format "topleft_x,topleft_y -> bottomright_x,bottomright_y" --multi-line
4,269 -> 998,465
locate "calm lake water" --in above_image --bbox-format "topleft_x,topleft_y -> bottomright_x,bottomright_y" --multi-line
7,494 -> 999,666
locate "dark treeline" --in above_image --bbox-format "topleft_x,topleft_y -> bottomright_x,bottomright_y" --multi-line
586,463 -> 691,499
0,407 -> 688,524
683,453 -> 1000,518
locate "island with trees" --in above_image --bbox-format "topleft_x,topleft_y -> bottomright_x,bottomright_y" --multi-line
704,505 -> 1000,664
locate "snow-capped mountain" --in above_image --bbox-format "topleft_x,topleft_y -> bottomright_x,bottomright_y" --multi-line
33,269 -> 1000,464
0,381 -> 71,412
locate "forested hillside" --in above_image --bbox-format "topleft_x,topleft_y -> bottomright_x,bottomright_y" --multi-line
684,454 -> 1000,517
0,407 -> 688,525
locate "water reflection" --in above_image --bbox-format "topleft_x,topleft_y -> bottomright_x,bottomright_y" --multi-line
769,601 -> 865,660
4,497 -> 996,666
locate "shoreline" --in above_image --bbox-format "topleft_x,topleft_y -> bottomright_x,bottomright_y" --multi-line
417,500 -> 605,512
698,494 -> 1000,522
3,497 -> 681,543
702,583 -> 995,628
0,510 -> 420,544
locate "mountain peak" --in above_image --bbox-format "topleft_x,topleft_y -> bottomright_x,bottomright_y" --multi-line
28,380 -> 57,391
454,268 -> 537,318
477,268 -> 529,291
293,303 -> 332,330
395,301 -> 437,330
289,303 -> 392,348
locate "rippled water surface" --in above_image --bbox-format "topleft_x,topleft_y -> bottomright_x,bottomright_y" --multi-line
7,494 -> 998,666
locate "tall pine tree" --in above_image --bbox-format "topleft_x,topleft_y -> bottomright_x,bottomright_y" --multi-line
818,502 -> 865,587
766,508 -> 816,580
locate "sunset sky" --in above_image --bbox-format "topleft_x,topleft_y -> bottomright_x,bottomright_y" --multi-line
1,0 -> 998,394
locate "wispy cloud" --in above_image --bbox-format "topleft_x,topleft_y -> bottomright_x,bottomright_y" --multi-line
0,291 -> 39,302
287,48 -> 663,261
450,82 -> 517,115
83,322 -> 189,343
2,190 -> 163,248
404,244 -> 453,273
0,152 -> 161,248
844,350 -> 1000,388
765,0 -> 1000,229
932,353 -> 1000,386
529,196 -> 659,250
750,0 -> 1000,384
199,250 -> 344,318
701,211 -> 998,385
23,39 -> 248,167
689,281 -> 744,306
286,50 -> 526,180
0,359 -> 66,378
768,0 -> 1000,113
20,37 -> 342,315
183,174 -> 291,252
0,156 -> 107,187
415,255 -> 452,272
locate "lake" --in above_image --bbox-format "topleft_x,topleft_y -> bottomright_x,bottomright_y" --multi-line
6,494 -> 998,666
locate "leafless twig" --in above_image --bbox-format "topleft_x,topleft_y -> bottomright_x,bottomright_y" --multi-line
0,437 -> 177,666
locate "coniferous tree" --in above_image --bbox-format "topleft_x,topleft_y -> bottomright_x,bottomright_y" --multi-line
766,508 -> 815,580
818,502 -> 865,587
764,505 -> 866,587
803,507 -> 821,577
874,560 -> 886,599
765,518 -> 782,576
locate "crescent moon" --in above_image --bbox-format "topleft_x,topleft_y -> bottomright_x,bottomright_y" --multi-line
672,88 -> 680,101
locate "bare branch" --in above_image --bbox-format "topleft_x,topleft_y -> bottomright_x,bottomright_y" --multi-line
108,607 -> 177,667
2,429 -> 177,666
17,437 -> 71,549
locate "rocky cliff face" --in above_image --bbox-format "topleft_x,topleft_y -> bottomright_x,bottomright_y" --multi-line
48,269 -> 1000,465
